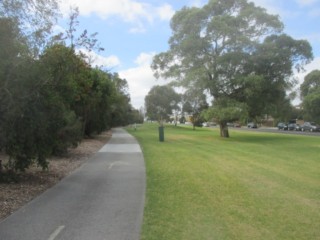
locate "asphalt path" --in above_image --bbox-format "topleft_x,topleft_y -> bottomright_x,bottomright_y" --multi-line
0,128 -> 146,240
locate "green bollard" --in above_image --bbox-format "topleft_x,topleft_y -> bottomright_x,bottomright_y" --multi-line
158,126 -> 164,142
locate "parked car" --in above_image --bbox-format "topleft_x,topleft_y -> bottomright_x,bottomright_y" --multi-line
295,124 -> 301,131
300,122 -> 320,132
277,122 -> 288,130
247,122 -> 257,128
288,123 -> 300,131
288,123 -> 299,131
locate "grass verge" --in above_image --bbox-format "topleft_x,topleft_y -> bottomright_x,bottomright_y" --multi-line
127,124 -> 320,240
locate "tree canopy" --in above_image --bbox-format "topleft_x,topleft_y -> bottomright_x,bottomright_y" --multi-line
0,0 -> 60,56
300,70 -> 320,123
152,0 -> 313,137
182,89 -> 208,130
0,3 -> 140,173
145,85 -> 181,125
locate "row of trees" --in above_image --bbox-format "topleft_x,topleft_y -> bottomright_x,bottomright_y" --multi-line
151,0 -> 313,137
0,2 -> 142,172
144,77 -> 316,132
145,85 -> 208,130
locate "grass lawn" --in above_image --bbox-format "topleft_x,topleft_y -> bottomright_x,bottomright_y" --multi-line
126,124 -> 320,240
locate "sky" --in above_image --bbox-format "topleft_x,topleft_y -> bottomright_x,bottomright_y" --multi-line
57,0 -> 320,109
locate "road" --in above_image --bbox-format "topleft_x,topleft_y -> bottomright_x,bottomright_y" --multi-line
0,128 -> 146,240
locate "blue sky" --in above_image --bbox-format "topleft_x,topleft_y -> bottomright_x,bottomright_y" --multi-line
57,0 -> 320,109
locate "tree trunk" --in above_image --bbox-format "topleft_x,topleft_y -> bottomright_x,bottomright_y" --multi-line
219,122 -> 229,138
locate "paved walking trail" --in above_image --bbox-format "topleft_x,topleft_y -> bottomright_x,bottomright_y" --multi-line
0,128 -> 146,240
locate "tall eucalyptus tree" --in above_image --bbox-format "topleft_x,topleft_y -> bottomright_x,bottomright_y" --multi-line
152,0 -> 312,137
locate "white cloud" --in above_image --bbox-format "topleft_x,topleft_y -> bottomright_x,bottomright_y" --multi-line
134,52 -> 155,65
60,0 -> 174,33
156,4 -> 175,21
52,24 -> 65,34
119,52 -> 167,109
77,49 -> 121,68
60,0 -> 150,21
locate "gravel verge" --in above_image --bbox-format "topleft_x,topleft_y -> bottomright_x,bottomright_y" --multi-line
0,131 -> 112,220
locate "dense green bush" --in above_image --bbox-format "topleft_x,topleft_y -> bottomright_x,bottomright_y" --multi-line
0,19 -> 139,173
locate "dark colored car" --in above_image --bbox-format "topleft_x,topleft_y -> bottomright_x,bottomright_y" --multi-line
247,122 -> 257,128
288,123 -> 300,131
277,122 -> 288,130
300,122 -> 320,132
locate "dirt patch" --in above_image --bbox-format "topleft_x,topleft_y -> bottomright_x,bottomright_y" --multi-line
0,130 -> 112,220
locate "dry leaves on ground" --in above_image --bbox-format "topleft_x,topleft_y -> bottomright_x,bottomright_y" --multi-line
0,131 -> 112,220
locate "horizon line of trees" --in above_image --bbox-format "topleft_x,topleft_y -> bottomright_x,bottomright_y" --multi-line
144,75 -> 319,130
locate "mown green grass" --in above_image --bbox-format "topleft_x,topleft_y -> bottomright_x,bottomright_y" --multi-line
126,124 -> 320,240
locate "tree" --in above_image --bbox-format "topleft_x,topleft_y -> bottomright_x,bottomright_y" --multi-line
1,43 -> 87,170
1,42 -> 130,172
109,73 -> 133,127
0,0 -> 60,56
145,85 -> 181,125
300,70 -> 320,123
202,98 -> 247,137
40,44 -> 93,137
151,0 -> 312,137
268,96 -> 294,123
0,18 -> 30,152
52,7 -> 104,53
0,6 -> 134,173
182,89 -> 208,130
301,70 -> 320,98
81,69 -> 115,136
244,34 -> 313,120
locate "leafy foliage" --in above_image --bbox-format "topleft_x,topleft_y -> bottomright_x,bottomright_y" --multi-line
152,0 -> 313,137
110,73 -> 133,127
182,89 -> 208,129
0,11 -> 137,173
301,70 -> 320,98
301,70 -> 320,123
0,0 -> 60,56
145,85 -> 181,125
202,98 -> 247,137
